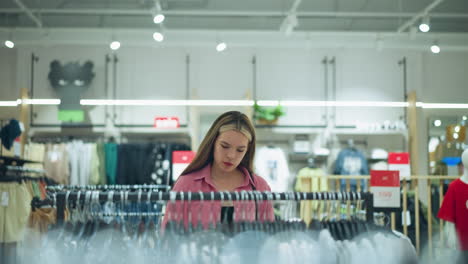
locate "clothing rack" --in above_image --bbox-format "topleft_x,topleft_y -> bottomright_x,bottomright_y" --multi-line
51,191 -> 374,225
46,184 -> 171,192
0,176 -> 56,184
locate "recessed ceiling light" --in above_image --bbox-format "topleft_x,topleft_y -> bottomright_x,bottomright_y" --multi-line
153,32 -> 164,42
216,42 -> 227,52
4,40 -> 14,48
110,41 -> 121,50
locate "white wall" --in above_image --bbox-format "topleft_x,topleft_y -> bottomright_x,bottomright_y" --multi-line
2,44 -> 468,174
9,45 -> 468,124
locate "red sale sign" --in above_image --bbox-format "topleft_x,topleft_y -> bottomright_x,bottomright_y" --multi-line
172,151 -> 196,182
370,170 -> 400,208
388,152 -> 411,180
154,117 -> 180,129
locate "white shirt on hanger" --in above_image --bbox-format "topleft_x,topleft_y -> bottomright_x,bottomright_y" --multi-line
254,146 -> 290,192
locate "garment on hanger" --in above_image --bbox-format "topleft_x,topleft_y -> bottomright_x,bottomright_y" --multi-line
43,143 -> 69,184
104,142 -> 118,185
0,182 -> 32,243
88,144 -> 101,185
333,148 -> 369,191
96,143 -> 107,185
254,146 -> 290,192
67,140 -> 93,185
437,178 -> 468,250
294,167 -> 328,225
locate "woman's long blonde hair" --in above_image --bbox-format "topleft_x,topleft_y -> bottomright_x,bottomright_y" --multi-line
181,111 -> 256,176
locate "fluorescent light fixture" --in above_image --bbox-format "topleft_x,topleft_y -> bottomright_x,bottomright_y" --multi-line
258,100 -> 408,107
257,101 -> 280,107
153,32 -> 164,42
419,17 -> 430,32
431,44 -> 440,54
6,99 -> 463,109
433,120 -> 442,127
80,99 -> 254,106
0,101 -> 19,107
22,99 -> 61,105
280,101 -> 327,107
110,41 -> 121,50
216,42 -> 227,52
419,103 -> 468,109
326,101 -> 409,107
153,14 -> 165,24
4,40 -> 14,48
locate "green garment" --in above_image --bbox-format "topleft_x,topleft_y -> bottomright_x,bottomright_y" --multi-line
104,143 -> 118,185
97,143 -> 107,185
31,181 -> 41,198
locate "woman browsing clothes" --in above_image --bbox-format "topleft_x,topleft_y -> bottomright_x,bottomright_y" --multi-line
162,111 -> 274,230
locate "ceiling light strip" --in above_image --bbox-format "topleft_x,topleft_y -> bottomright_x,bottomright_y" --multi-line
0,101 -> 19,107
80,99 -> 254,106
419,103 -> 468,109
22,99 -> 61,105
0,99 -> 464,109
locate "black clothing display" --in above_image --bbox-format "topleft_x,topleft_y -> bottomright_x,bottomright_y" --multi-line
116,142 -> 190,185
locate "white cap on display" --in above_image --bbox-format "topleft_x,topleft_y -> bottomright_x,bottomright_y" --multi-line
371,148 -> 388,159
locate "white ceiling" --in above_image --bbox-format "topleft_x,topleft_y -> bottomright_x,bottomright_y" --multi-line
1,0 -> 467,32
1,0 -> 467,49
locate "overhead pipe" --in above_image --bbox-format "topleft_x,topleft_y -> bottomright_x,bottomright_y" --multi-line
12,0 -> 42,28
397,0 -> 444,33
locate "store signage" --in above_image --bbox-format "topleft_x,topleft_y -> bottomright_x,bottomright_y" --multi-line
370,170 -> 400,208
388,152 -> 411,180
154,117 -> 180,129
172,151 -> 196,181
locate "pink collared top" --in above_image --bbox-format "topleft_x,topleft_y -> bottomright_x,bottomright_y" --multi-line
162,163 -> 275,230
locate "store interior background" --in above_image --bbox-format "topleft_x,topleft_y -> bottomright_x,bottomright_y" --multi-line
0,0 -> 467,210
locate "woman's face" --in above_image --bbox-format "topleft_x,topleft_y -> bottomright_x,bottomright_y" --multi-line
213,129 -> 249,173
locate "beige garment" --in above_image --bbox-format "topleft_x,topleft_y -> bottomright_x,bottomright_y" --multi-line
43,143 -> 69,184
28,208 -> 56,233
295,167 -> 328,225
23,143 -> 46,171
88,144 -> 100,185
0,183 -> 32,242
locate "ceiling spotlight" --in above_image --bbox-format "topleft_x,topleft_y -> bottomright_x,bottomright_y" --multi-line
430,42 -> 440,54
152,0 -> 165,24
216,42 -> 227,52
153,14 -> 165,24
419,16 -> 430,32
463,116 -> 467,121
110,41 -> 121,50
434,119 -> 442,127
454,126 -> 461,132
4,40 -> 14,48
153,31 -> 164,42
453,133 -> 459,139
